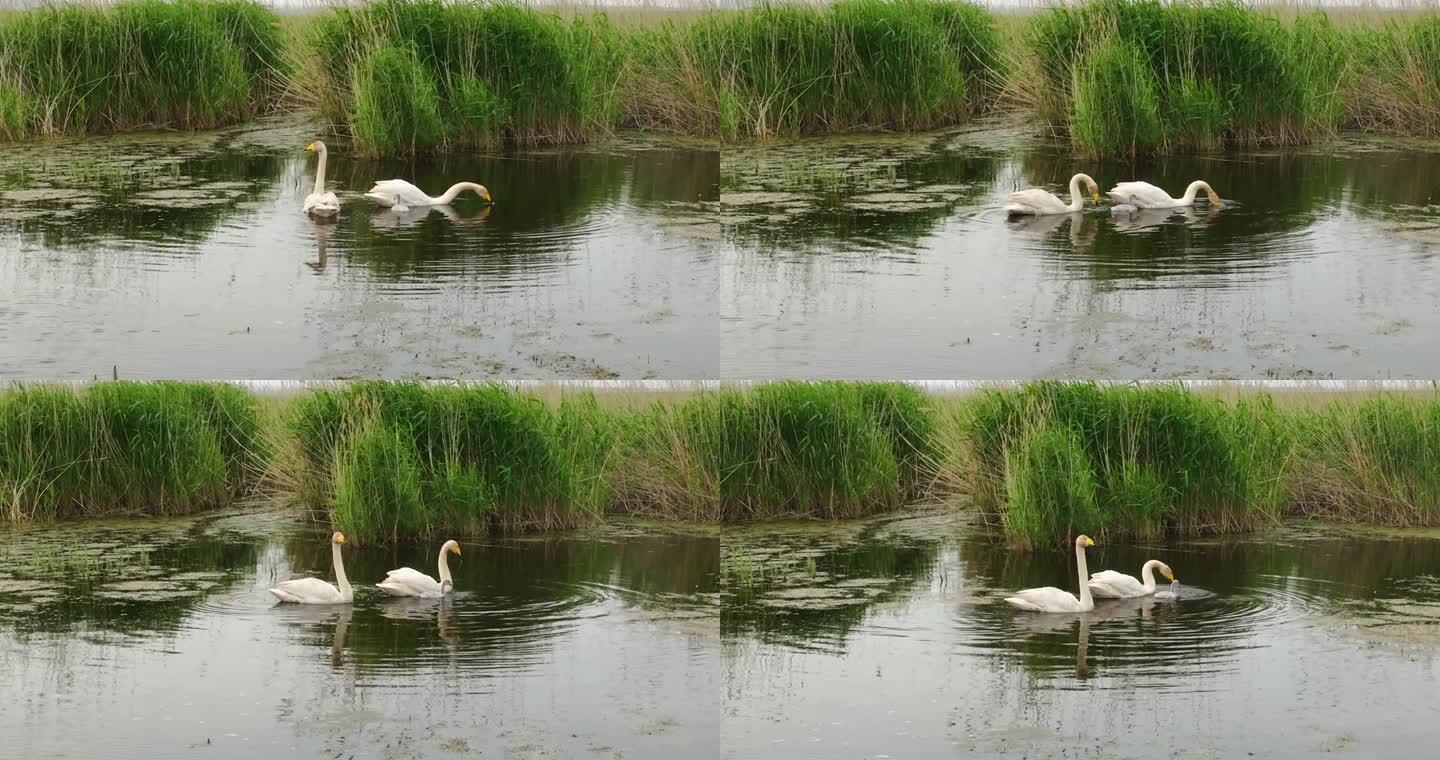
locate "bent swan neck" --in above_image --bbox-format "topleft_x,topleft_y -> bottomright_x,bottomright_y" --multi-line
437,545 -> 453,584
332,541 -> 352,600
1182,181 -> 1206,203
437,182 -> 477,204
1067,174 -> 1086,212
1140,559 -> 1161,592
1076,542 -> 1093,610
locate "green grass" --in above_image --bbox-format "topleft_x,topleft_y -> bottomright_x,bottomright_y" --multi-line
308,0 -> 625,156
1342,16 -> 1440,137
0,0 -> 286,139
1021,0 -> 1346,157
677,0 -> 1000,140
0,382 -> 263,521
287,381 -> 611,542
610,381 -> 938,522
960,382 -> 1289,548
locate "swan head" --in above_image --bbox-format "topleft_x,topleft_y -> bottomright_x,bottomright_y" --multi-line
305,141 -> 327,154
1075,174 -> 1100,202
331,531 -> 346,545
443,539 -> 461,557
1075,534 -> 1095,548
474,184 -> 492,204
1160,562 -> 1175,581
1192,180 -> 1220,205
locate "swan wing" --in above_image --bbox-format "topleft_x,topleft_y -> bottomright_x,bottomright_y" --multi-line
1087,570 -> 1144,598
368,179 -> 430,206
376,567 -> 441,597
1108,181 -> 1173,208
270,577 -> 344,604
1005,586 -> 1082,613
304,192 -> 340,217
1005,188 -> 1067,216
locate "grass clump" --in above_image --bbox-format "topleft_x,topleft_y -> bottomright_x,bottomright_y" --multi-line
1022,0 -> 1345,157
309,0 -> 624,156
960,382 -> 1287,548
677,0 -> 1000,140
1289,397 -> 1440,526
0,382 -> 263,521
287,382 -> 611,542
1343,17 -> 1440,137
611,382 -> 937,522
0,0 -> 285,139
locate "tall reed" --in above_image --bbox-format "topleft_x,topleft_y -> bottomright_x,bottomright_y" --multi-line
1020,0 -> 1345,157
307,0 -> 625,156
0,382 -> 263,521
0,0 -> 285,139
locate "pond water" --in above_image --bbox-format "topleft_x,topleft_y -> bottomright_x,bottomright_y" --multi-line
0,507 -> 719,759
722,510 -> 1440,759
0,120 -> 720,381
721,122 -> 1440,380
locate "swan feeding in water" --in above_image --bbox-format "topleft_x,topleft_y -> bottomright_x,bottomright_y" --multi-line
364,180 -> 492,213
269,532 -> 352,604
303,141 -> 340,219
1005,173 -> 1100,216
1005,535 -> 1097,613
1107,180 -> 1220,209
377,540 -> 460,598
1088,559 -> 1176,598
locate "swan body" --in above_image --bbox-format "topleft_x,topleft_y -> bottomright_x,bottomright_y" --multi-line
365,180 -> 491,213
303,141 -> 340,219
1006,173 -> 1100,216
270,532 -> 352,604
377,540 -> 460,598
1088,559 -> 1175,599
1154,580 -> 1182,600
1107,180 -> 1219,209
1005,535 -> 1097,613
1111,203 -> 1138,216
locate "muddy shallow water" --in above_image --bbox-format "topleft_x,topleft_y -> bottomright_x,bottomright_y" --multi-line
0,508 -> 719,759
721,122 -> 1440,379
722,511 -> 1440,759
0,120 -> 720,380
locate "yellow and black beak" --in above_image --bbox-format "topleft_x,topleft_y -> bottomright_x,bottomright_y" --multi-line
305,143 -> 314,152
1085,537 -> 1096,547
453,544 -> 462,556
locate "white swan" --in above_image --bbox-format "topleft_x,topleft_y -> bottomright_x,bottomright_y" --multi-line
376,539 -> 460,598
303,141 -> 340,219
1107,180 -> 1220,209
365,180 -> 491,213
1005,173 -> 1100,216
1088,559 -> 1176,599
1005,535 -> 1096,613
270,532 -> 352,604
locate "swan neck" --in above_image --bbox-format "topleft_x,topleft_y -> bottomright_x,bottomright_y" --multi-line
438,545 -> 453,584
1068,174 -> 1085,211
1140,560 -> 1158,592
1076,542 -> 1093,610
437,183 -> 469,204
314,146 -> 327,196
1183,181 -> 1204,203
332,541 -> 351,599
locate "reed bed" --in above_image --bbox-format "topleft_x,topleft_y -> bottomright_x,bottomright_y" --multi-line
0,0 -> 286,138
1017,0 -> 1346,157
608,381 -> 939,522
9,381 -> 1440,548
0,382 -> 264,521
307,0 -> 626,156
672,0 -> 1001,140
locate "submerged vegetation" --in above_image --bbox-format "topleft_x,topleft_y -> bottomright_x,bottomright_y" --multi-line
1,1 -> 1439,154
5,380 -> 1440,548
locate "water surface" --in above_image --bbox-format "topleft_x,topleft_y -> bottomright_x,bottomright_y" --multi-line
0,120 -> 720,380
0,507 -> 719,759
722,510 -> 1440,758
721,122 -> 1440,379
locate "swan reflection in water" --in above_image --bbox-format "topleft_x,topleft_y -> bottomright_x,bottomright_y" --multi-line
307,221 -> 332,273
1007,590 -> 1191,679
381,593 -> 459,644
272,603 -> 353,668
1006,209 -> 1098,249
1110,203 -> 1221,234
369,203 -> 492,230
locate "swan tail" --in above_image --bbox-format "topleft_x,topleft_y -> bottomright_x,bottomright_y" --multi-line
1005,203 -> 1033,216
364,191 -> 396,207
269,587 -> 301,603
375,581 -> 414,596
